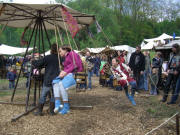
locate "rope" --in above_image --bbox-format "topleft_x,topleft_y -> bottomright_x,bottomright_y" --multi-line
101,29 -> 113,47
72,38 -> 78,50
95,19 -> 113,46
53,12 -> 61,70
57,26 -> 64,46
145,112 -> 179,135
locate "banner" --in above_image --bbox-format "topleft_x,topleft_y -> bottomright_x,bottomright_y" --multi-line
61,6 -> 79,38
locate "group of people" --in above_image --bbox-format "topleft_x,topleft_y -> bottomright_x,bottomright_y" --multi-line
1,42 -> 180,116
85,44 -> 180,106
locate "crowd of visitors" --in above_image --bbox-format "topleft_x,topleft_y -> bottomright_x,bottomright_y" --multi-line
0,43 -> 180,116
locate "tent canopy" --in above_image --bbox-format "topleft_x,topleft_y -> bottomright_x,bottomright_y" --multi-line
144,33 -> 173,43
155,40 -> 180,50
110,45 -> 135,53
0,3 -> 95,30
80,47 -> 105,54
45,49 -> 79,55
0,44 -> 33,55
141,41 -> 157,50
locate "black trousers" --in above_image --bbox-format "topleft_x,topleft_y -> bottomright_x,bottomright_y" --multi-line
163,73 -> 178,99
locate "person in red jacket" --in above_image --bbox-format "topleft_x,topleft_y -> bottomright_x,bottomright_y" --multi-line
111,58 -> 136,105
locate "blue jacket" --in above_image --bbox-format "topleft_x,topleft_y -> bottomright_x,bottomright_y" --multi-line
7,71 -> 16,81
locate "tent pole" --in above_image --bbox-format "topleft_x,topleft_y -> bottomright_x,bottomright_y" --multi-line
25,20 -> 39,112
7,3 -> 37,17
40,20 -> 45,57
11,22 -> 37,102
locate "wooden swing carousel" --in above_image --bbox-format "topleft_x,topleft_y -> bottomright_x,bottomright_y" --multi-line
0,2 -> 96,121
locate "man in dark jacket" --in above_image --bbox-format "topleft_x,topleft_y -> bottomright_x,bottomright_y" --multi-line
161,44 -> 180,103
32,43 -> 60,116
86,51 -> 95,90
129,46 -> 145,91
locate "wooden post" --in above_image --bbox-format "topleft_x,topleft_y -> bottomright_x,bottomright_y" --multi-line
176,114 -> 179,135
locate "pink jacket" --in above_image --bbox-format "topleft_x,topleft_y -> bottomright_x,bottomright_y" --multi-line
63,51 -> 83,74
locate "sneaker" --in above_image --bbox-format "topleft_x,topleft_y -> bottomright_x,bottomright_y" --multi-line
54,100 -> 63,113
129,96 -> 136,106
59,103 -> 70,115
87,88 -> 92,90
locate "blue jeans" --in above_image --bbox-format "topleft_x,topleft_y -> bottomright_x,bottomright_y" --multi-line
129,81 -> 137,97
170,75 -> 180,103
9,80 -> 15,89
39,84 -> 54,104
93,66 -> 99,77
150,84 -> 157,95
80,84 -> 86,89
88,70 -> 93,89
144,69 -> 150,91
107,75 -> 114,88
138,74 -> 144,90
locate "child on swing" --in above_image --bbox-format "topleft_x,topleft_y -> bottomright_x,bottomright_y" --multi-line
111,58 -> 136,105
53,45 -> 83,115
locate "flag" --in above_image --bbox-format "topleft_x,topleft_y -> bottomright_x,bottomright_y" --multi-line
173,32 -> 176,40
61,6 -> 79,38
95,20 -> 102,33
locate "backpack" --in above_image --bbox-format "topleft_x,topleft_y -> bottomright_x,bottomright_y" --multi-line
87,60 -> 94,71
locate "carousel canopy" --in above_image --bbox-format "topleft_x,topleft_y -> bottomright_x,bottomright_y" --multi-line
0,44 -> 33,55
0,3 -> 95,30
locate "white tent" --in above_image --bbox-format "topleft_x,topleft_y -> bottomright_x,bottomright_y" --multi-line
155,40 -> 180,50
141,41 -> 157,50
144,33 -> 173,43
44,49 -> 80,56
140,41 -> 146,48
45,50 -> 50,55
110,45 -> 136,63
142,33 -> 174,50
87,47 -> 105,54
110,45 -> 135,53
0,44 -> 33,55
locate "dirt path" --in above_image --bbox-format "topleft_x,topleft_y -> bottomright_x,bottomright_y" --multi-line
0,77 -> 179,135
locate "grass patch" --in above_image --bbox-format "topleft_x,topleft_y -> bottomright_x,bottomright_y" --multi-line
0,89 -> 26,97
146,96 -> 178,118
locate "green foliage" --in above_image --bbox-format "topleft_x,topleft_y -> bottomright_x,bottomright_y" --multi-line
0,0 -> 180,51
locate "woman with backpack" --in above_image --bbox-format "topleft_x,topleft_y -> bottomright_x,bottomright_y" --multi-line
86,51 -> 95,90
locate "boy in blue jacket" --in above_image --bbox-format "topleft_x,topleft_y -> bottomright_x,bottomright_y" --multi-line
7,68 -> 16,89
